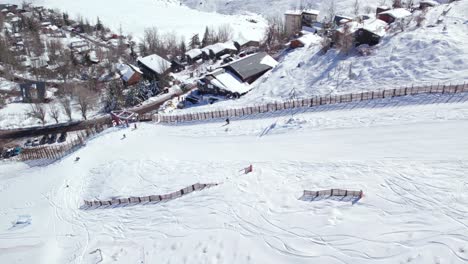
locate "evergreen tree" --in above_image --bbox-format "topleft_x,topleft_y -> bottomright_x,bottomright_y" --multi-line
179,38 -> 187,57
189,34 -> 200,49
95,17 -> 103,31
201,26 -> 213,47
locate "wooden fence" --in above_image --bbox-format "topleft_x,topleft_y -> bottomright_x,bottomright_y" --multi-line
156,82 -> 468,123
82,183 -> 219,209
17,123 -> 110,162
302,189 -> 363,199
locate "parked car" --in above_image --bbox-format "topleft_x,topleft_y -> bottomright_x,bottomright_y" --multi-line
48,133 -> 57,144
40,135 -> 48,145
58,132 -> 67,143
31,138 -> 40,146
24,139 -> 32,147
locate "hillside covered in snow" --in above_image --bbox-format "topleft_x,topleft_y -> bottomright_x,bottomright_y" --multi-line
182,0 -> 384,16
3,0 -> 267,41
176,0 -> 468,109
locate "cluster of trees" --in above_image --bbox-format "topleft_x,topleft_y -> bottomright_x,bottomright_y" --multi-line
138,24 -> 235,60
189,24 -> 234,49
27,82 -> 99,125
262,16 -> 288,51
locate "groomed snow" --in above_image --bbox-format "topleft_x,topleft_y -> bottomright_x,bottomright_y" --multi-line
1,93 -> 468,263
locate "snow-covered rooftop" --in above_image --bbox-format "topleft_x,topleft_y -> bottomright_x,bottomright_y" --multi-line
211,70 -> 251,94
302,9 -> 320,15
185,48 -> 202,59
362,19 -> 388,37
294,33 -> 322,47
420,0 -> 440,6
137,54 -> 170,74
285,10 -> 302,16
380,8 -> 412,19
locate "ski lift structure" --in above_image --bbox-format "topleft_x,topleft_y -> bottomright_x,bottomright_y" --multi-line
110,110 -> 139,127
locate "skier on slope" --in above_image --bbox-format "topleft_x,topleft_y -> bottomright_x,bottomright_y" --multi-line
225,118 -> 230,125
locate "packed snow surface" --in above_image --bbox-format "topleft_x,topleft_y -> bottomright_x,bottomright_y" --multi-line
1,93 -> 468,263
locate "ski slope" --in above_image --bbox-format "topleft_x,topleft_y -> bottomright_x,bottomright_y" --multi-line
1,93 -> 468,263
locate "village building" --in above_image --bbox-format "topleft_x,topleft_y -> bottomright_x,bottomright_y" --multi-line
377,8 -> 412,24
69,40 -> 90,53
19,82 -> 46,103
234,36 -> 260,50
222,52 -> 278,84
354,19 -> 388,46
185,48 -> 203,64
419,0 -> 439,9
333,14 -> 353,26
198,68 -> 251,98
376,6 -> 391,15
289,32 -> 321,49
202,41 -> 239,60
137,54 -> 171,80
170,59 -> 185,72
285,9 -> 321,36
302,9 -> 320,27
285,10 -> 302,36
117,63 -> 142,86
0,4 -> 18,14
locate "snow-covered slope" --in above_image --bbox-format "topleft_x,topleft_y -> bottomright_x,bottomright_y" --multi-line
4,0 -> 267,41
1,94 -> 468,263
188,0 -> 468,109
181,0 -> 383,16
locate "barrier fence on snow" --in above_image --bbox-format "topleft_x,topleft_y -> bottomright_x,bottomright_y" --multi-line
302,189 -> 363,199
156,82 -> 468,123
17,123 -> 110,162
82,183 -> 219,209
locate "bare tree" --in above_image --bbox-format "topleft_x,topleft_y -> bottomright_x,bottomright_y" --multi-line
47,39 -> 63,64
364,6 -> 373,14
76,89 -> 97,120
326,0 -> 336,24
415,10 -> 427,27
48,103 -> 61,123
27,103 -> 47,125
337,23 -> 354,54
59,96 -> 73,121
262,15 -> 287,51
406,0 -> 414,9
216,24 -> 234,42
353,0 -> 361,17
56,51 -> 74,83
392,0 -> 402,8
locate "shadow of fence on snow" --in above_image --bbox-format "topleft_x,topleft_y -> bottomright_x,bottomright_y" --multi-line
80,183 -> 219,210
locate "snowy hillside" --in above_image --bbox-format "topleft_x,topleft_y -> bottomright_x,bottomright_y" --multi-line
3,0 -> 267,41
181,0 -> 468,109
1,93 -> 468,263
181,0 -> 384,16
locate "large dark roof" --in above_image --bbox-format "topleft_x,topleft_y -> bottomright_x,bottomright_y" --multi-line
223,52 -> 273,81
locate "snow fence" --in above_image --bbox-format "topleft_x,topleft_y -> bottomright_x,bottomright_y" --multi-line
82,183 -> 219,209
300,189 -> 363,202
157,82 -> 468,123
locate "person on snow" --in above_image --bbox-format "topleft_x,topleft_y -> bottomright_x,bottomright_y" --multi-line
225,118 -> 230,125
122,134 -> 126,139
